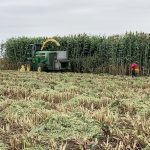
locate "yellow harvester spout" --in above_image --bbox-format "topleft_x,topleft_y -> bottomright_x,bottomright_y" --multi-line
41,38 -> 60,50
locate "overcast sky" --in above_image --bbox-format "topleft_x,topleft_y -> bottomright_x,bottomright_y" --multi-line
0,0 -> 150,42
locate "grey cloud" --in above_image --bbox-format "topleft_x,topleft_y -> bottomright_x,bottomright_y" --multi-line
0,0 -> 150,42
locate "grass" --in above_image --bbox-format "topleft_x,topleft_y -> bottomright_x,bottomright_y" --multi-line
0,70 -> 150,150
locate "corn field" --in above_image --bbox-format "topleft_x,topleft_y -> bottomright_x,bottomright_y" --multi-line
0,71 -> 150,149
1,32 -> 150,75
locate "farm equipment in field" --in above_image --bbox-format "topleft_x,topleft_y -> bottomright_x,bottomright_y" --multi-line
18,38 -> 70,72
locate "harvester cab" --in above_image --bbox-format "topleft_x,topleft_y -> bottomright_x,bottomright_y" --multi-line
31,44 -> 41,56
18,38 -> 70,72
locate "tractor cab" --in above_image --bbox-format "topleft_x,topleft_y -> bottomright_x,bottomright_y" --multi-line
28,44 -> 42,56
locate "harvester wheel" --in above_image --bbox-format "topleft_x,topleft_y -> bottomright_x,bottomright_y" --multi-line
20,64 -> 26,72
26,63 -> 31,72
18,62 -> 26,72
37,66 -> 42,72
37,64 -> 44,72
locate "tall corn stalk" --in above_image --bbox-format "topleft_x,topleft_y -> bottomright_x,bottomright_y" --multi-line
2,32 -> 150,75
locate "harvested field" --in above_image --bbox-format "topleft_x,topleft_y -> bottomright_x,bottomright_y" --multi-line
0,70 -> 150,150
